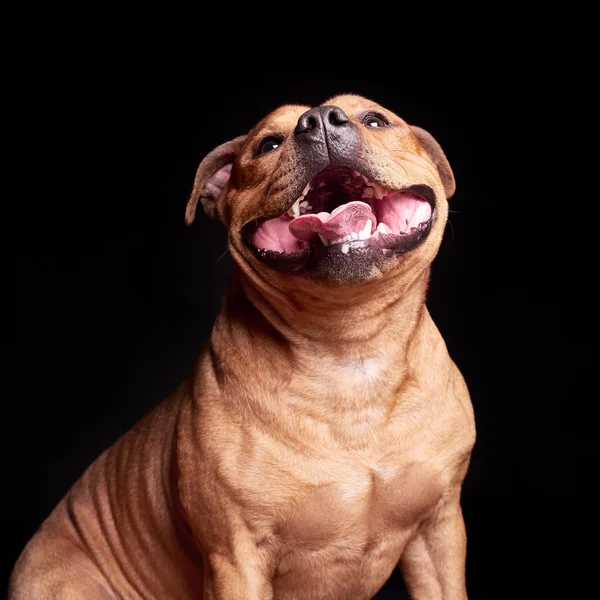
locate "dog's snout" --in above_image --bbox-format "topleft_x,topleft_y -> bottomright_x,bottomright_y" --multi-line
293,104 -> 360,168
294,106 -> 350,141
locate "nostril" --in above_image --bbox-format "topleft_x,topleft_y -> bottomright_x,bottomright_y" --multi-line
306,115 -> 318,130
328,108 -> 349,126
295,113 -> 319,135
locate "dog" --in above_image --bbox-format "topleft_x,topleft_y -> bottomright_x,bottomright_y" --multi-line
9,94 -> 475,599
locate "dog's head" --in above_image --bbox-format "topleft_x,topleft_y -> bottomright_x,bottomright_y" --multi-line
186,95 -> 454,292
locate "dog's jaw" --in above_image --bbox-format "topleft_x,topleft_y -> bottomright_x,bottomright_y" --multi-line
241,164 -> 437,284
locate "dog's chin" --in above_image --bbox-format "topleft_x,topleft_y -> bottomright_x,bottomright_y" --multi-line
241,164 -> 436,286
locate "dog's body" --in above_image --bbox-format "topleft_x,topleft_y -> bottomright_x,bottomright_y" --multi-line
10,95 -> 475,600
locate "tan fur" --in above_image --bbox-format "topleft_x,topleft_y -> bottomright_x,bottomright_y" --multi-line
9,95 -> 475,600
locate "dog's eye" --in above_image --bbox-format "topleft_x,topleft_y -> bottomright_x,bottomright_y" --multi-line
257,136 -> 284,155
362,114 -> 389,128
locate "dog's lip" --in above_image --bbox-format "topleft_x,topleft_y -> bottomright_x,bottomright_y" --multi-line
241,164 -> 436,270
244,217 -> 435,274
398,184 -> 435,208
242,163 -> 436,230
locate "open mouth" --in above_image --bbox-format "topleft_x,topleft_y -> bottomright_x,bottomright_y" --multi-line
243,165 -> 435,271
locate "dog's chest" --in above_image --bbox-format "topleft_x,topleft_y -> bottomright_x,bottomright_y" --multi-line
274,459 -> 442,547
233,403 -> 451,557
258,457 -> 443,598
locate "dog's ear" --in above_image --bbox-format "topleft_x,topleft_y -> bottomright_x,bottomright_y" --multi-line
410,126 -> 456,199
185,135 -> 246,225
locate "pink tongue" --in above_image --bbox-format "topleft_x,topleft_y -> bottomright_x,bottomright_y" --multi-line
252,215 -> 305,253
289,201 -> 376,242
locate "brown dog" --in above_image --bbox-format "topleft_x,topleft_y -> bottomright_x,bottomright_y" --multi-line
10,95 -> 475,599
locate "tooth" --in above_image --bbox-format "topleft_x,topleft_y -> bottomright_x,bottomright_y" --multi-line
341,243 -> 350,254
359,220 -> 372,240
351,232 -> 358,240
290,184 -> 311,216
373,185 -> 387,200
300,183 -> 311,197
376,222 -> 392,234
319,234 -> 330,247
287,198 -> 301,218
362,187 -> 374,199
299,200 -> 312,214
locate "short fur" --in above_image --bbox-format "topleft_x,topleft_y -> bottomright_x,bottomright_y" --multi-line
10,95 -> 475,600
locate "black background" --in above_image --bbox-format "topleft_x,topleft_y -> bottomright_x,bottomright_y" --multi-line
7,47 -> 593,599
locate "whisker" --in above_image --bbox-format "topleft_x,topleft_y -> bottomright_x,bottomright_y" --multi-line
214,248 -> 230,264
446,216 -> 455,242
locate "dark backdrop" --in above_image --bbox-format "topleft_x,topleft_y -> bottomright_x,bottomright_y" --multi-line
7,54 -> 592,598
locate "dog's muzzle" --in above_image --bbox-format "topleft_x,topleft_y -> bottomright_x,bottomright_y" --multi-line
242,106 -> 436,275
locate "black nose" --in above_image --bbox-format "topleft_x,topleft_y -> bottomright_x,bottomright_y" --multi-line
294,106 -> 350,141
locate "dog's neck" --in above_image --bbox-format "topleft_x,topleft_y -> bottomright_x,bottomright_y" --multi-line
203,268 -> 434,441
240,267 -> 428,343
209,267 -> 431,378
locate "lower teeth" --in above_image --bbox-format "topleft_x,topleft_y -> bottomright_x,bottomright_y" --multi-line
316,220 -> 401,247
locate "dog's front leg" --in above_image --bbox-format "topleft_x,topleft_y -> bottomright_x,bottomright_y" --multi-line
398,493 -> 468,600
203,542 -> 273,600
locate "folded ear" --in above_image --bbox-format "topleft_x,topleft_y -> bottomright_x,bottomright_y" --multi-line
185,135 -> 246,225
410,126 -> 456,199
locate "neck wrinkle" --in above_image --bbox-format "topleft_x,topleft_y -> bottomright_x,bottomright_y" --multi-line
233,266 -> 430,360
